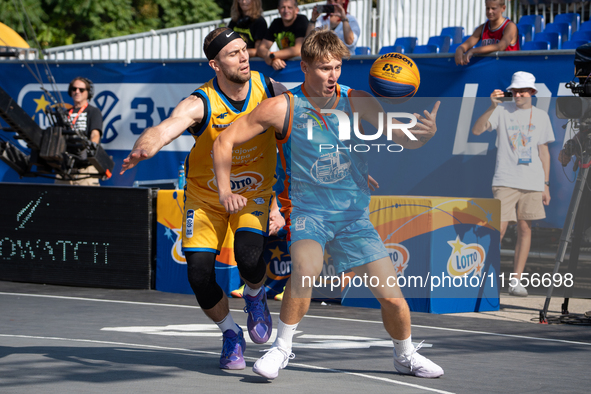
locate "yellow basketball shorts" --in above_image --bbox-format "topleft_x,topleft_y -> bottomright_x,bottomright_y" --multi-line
182,191 -> 272,254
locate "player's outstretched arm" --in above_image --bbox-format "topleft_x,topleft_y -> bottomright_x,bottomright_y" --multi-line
213,96 -> 287,214
120,95 -> 204,174
402,100 -> 440,149
351,90 -> 440,149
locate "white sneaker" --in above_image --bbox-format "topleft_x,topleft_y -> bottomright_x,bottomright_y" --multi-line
253,346 -> 295,379
394,341 -> 444,378
508,282 -> 528,297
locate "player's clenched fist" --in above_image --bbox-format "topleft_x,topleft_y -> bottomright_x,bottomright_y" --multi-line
220,193 -> 248,214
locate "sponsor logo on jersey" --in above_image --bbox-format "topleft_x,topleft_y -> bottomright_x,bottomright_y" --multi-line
212,122 -> 233,129
304,107 -> 328,130
310,151 -> 351,184
208,171 -> 264,193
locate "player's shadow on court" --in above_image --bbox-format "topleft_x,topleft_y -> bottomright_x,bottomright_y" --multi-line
0,345 -> 262,386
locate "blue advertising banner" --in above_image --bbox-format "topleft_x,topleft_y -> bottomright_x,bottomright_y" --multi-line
0,53 -> 577,228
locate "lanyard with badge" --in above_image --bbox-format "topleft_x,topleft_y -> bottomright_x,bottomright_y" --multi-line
514,107 -> 533,165
68,103 -> 88,130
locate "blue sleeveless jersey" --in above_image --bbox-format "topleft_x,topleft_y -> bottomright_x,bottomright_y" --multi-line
275,83 -> 370,223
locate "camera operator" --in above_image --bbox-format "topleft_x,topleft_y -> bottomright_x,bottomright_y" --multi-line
307,0 -> 360,54
55,77 -> 103,186
472,71 -> 555,297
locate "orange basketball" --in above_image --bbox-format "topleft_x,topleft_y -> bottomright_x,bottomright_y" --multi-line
368,53 -> 420,98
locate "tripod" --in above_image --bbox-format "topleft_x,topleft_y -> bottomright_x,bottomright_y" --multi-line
539,134 -> 591,323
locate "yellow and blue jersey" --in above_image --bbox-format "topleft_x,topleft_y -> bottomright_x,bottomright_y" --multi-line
187,71 -> 277,206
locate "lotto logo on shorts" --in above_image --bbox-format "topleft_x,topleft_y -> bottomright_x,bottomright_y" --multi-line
186,210 -> 194,238
295,216 -> 306,231
254,197 -> 265,205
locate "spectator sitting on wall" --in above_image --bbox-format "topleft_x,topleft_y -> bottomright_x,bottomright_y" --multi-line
306,0 -> 360,54
258,0 -> 309,70
455,0 -> 519,66
228,0 -> 267,58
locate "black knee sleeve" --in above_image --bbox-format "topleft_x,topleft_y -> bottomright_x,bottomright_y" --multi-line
185,251 -> 224,310
234,231 -> 267,284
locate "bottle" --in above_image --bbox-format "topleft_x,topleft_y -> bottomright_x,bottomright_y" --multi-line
177,161 -> 185,190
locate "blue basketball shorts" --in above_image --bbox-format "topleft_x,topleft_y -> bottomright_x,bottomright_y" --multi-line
288,210 -> 389,273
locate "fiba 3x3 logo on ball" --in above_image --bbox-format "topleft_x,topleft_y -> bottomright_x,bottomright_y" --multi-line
369,53 -> 421,98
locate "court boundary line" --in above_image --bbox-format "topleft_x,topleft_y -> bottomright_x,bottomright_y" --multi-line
2,291 -> 590,347
0,334 -> 453,394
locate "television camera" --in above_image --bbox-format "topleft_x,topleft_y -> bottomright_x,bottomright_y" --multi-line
540,43 -> 591,324
0,85 -> 113,181
555,42 -> 591,161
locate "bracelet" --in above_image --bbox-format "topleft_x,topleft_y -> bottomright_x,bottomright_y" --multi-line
310,19 -> 317,24
342,18 -> 349,22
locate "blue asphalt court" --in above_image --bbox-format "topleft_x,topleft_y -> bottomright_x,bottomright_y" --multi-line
1,280 -> 589,394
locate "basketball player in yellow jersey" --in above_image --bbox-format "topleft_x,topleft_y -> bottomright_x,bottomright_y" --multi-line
120,27 -> 287,370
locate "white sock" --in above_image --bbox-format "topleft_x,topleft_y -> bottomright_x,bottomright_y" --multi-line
244,284 -> 262,297
509,275 -> 520,287
215,313 -> 239,334
274,319 -> 298,350
393,336 -> 414,357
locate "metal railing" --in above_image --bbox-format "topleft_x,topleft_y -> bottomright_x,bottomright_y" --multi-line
520,1 -> 591,23
376,0 -> 511,51
44,0 -> 372,61
38,0 -> 590,61
0,46 -> 38,61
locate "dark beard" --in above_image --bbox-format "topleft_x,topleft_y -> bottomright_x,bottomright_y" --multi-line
223,67 -> 251,84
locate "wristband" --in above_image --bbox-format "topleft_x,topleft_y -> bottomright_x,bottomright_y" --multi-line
310,19 -> 317,24
342,18 -> 349,22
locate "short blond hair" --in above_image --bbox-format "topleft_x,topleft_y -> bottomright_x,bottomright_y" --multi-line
301,29 -> 351,64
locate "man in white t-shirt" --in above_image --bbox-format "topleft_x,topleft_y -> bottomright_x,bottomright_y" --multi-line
306,0 -> 360,54
472,71 -> 554,297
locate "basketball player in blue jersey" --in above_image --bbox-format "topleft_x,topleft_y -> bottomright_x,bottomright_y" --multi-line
213,29 -> 443,379
121,27 -> 287,370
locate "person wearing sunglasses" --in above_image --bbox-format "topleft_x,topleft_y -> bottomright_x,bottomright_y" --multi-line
55,77 -> 103,186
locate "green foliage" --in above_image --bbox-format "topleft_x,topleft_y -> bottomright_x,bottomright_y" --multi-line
156,0 -> 223,28
1,0 -> 223,49
0,0 -> 47,47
